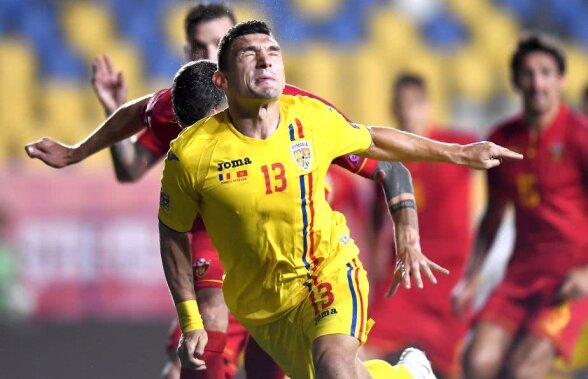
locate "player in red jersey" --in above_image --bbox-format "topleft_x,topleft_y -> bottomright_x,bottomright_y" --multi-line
24,4 -> 426,379
362,73 -> 477,379
452,32 -> 588,379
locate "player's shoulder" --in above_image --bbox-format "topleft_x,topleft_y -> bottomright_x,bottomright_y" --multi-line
169,112 -> 226,154
281,93 -> 337,117
146,88 -> 173,115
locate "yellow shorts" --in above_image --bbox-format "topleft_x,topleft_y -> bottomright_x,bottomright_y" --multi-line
244,258 -> 372,379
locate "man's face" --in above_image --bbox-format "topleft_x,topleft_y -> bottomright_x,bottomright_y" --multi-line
185,16 -> 234,62
515,51 -> 564,116
222,33 -> 285,100
392,84 -> 429,134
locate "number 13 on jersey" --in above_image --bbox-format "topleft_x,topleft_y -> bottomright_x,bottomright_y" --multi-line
261,163 -> 287,194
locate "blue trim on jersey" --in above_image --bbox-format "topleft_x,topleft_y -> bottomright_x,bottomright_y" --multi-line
300,175 -> 310,270
346,262 -> 358,336
289,123 -> 295,141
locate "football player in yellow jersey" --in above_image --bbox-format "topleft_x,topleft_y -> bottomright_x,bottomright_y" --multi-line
158,20 -> 523,379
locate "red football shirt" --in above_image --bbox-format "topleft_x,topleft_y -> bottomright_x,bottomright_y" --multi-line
405,128 -> 476,269
488,105 -> 588,279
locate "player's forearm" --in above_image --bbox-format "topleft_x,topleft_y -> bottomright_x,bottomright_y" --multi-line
364,126 -> 464,163
159,221 -> 197,303
72,95 -> 151,163
372,160 -> 420,256
109,141 -> 157,182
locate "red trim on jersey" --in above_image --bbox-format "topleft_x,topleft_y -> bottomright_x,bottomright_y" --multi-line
352,258 -> 366,338
308,172 -> 317,271
295,118 -> 305,139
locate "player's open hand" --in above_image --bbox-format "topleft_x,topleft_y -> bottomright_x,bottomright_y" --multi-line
177,329 -> 208,371
459,141 -> 523,169
387,241 -> 449,298
24,137 -> 76,168
92,54 -> 128,115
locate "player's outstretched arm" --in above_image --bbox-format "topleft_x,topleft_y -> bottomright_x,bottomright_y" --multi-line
451,192 -> 509,318
363,126 -> 523,169
25,95 -> 151,168
159,221 -> 208,371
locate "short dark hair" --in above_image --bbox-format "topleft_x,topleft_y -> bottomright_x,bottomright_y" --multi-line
171,60 -> 226,127
184,3 -> 236,40
393,73 -> 427,94
511,32 -> 566,86
217,20 -> 272,72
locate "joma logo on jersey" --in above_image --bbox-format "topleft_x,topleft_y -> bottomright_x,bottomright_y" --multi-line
217,157 -> 252,172
314,308 -> 338,325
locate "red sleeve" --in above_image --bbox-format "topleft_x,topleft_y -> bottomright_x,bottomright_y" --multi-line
136,88 -> 182,158
283,84 -> 378,177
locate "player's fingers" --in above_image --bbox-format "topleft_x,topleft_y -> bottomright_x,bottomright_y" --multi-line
430,261 -> 450,275
386,268 -> 404,298
411,264 -> 424,289
104,54 -> 114,74
421,264 -> 438,285
402,264 -> 411,289
496,145 -> 523,161
194,333 -> 208,357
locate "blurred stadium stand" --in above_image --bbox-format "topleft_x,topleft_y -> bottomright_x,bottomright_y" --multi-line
0,0 -> 587,166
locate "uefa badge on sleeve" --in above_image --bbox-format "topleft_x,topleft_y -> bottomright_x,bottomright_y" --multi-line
290,141 -> 312,171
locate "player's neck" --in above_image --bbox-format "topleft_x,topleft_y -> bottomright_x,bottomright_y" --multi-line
524,102 -> 560,132
227,98 -> 281,139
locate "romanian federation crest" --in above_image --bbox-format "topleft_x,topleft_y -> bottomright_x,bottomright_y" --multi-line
290,141 -> 312,171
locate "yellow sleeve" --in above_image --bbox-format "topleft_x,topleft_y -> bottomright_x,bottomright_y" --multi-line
310,99 -> 372,161
158,149 -> 200,233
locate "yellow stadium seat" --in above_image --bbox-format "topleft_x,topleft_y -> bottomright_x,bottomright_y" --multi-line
447,0 -> 493,25
451,46 -> 497,103
163,3 -> 188,54
562,45 -> 588,105
342,45 -> 393,125
62,1 -> 116,60
396,48 -> 450,122
287,44 -> 342,108
0,38 -> 37,156
231,3 -> 267,24
469,9 -> 519,92
366,8 -> 424,67
40,81 -> 93,145
291,0 -> 343,21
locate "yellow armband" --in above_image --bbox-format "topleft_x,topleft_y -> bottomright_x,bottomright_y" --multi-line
175,299 -> 204,333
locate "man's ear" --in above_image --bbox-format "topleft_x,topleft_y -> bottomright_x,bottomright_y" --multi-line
213,71 -> 227,91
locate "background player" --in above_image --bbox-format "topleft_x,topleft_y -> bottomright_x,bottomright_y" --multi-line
362,73 -> 478,379
452,32 -> 588,379
25,4 -> 423,379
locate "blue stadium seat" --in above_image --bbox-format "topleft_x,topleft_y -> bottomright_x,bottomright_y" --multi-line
42,42 -> 87,80
422,11 -> 468,52
147,45 -> 183,80
494,0 -> 534,24
546,0 -> 586,27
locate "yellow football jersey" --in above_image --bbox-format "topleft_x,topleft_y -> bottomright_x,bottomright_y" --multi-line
159,95 -> 372,325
